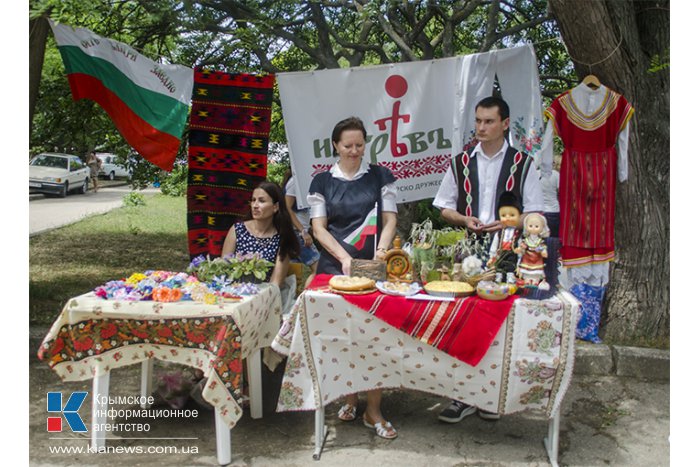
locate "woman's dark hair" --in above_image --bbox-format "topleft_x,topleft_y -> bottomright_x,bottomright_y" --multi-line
475,96 -> 510,121
331,116 -> 367,155
252,181 -> 300,260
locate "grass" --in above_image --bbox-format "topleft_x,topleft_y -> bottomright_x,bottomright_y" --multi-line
29,194 -> 190,325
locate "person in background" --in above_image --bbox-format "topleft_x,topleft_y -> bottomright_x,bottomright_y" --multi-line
541,154 -> 561,238
308,116 -> 399,439
282,169 -> 320,288
86,151 -> 101,193
221,181 -> 300,288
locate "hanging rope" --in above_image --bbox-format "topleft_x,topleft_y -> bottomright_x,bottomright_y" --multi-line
564,34 -> 624,72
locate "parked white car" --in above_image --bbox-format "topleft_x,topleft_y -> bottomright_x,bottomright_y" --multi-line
29,153 -> 90,197
97,153 -> 131,180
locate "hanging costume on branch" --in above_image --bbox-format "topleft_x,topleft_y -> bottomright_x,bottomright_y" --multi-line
541,82 -> 634,342
187,69 -> 275,258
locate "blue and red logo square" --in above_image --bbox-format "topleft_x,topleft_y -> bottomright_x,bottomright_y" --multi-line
47,391 -> 88,432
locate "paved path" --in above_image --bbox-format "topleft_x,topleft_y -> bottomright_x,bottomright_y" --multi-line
28,339 -> 670,466
29,185 -> 159,236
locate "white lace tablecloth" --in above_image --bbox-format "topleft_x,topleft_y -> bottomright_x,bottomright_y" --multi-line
276,290 -> 579,417
38,284 -> 282,428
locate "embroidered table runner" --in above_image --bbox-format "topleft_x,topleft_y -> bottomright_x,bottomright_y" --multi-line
307,274 -> 515,366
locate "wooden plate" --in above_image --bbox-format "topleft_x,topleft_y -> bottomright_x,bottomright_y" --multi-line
424,289 -> 473,298
329,287 -> 377,295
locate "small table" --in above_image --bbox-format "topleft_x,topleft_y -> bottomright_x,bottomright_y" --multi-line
275,288 -> 578,466
38,284 -> 282,465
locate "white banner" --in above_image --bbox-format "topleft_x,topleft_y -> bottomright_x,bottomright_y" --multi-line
278,45 -> 544,208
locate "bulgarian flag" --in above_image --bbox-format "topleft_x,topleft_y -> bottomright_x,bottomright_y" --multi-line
49,20 -> 194,171
343,205 -> 377,250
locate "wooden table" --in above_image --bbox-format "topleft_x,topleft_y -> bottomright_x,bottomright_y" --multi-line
274,288 -> 579,466
38,284 -> 282,465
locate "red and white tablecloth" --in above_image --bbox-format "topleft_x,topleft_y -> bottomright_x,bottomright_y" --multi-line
274,287 -> 578,417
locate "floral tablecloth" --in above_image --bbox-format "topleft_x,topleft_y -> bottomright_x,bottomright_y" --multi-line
38,284 -> 282,428
276,289 -> 578,417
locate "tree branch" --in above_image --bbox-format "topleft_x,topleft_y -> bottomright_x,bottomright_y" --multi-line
482,13 -> 554,51
480,0 -> 500,52
309,2 -> 340,68
375,10 -> 418,61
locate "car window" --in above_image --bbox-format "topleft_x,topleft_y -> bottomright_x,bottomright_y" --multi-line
70,158 -> 84,171
30,155 -> 68,170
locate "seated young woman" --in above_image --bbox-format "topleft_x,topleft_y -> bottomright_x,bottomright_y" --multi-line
221,181 -> 300,287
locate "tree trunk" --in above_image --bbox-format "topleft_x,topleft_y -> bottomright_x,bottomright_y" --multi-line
29,16 -> 50,143
548,0 -> 669,345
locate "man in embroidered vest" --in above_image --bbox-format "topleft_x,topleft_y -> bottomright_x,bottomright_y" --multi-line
433,96 -> 544,423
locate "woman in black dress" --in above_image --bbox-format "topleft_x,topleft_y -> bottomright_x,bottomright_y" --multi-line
308,117 -> 399,439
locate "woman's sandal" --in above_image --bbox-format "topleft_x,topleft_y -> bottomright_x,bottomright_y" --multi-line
363,414 -> 398,439
337,403 -> 357,422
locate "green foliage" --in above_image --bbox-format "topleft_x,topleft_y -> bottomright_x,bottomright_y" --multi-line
123,192 -> 146,207
267,161 -> 290,187
648,49 -> 670,73
414,199 -> 448,230
187,253 -> 274,283
160,164 -> 188,197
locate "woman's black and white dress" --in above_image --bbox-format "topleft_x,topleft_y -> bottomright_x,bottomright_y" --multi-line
307,161 -> 397,275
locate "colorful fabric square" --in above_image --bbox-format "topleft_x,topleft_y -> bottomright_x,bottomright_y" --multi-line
38,316 -> 246,408
307,274 -> 515,366
570,283 -> 605,343
187,69 -> 275,258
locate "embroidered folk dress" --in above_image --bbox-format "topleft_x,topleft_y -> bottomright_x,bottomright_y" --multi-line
517,236 -> 547,284
544,85 -> 634,268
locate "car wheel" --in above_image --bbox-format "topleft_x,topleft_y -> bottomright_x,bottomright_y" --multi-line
59,181 -> 68,198
79,178 -> 88,194
109,171 -> 115,181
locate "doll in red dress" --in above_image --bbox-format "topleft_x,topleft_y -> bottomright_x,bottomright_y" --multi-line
515,213 -> 550,289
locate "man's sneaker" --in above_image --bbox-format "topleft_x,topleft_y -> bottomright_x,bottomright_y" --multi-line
478,409 -> 501,421
438,400 -> 477,423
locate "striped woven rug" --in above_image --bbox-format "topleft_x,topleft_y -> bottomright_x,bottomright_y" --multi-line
186,68 -> 275,258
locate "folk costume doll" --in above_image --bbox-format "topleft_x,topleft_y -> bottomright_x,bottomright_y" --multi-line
515,213 -> 550,289
487,191 -> 522,283
541,82 -> 634,342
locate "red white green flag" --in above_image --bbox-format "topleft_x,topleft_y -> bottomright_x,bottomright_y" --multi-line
343,205 -> 377,250
49,20 -> 194,171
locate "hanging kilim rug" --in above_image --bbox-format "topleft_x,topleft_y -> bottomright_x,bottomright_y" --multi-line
187,68 -> 275,258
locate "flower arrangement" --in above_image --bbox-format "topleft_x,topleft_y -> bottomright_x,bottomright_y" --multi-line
408,220 -> 493,282
93,268 -> 266,303
187,253 -> 274,285
94,271 -> 204,302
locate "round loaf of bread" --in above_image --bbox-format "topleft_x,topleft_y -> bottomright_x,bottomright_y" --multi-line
423,280 -> 474,294
329,275 -> 376,291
